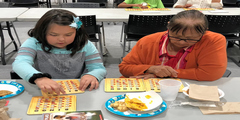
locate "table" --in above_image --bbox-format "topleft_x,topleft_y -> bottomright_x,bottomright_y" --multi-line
0,8 -> 29,65
16,8 -> 240,56
0,8 -> 28,22
17,8 -> 240,22
5,77 -> 240,120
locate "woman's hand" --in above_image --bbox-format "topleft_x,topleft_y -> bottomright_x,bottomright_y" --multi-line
79,75 -> 99,91
184,4 -> 192,8
146,65 -> 178,78
134,4 -> 148,9
130,74 -> 156,79
35,77 -> 66,95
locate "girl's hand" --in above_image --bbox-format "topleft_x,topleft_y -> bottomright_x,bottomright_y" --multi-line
79,75 -> 99,91
34,77 -> 66,95
130,74 -> 156,79
146,65 -> 178,78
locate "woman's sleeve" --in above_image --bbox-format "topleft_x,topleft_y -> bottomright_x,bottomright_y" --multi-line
177,33 -> 227,81
124,0 -> 132,4
157,0 -> 165,8
82,41 -> 107,82
173,0 -> 188,8
119,38 -> 153,78
12,38 -> 41,82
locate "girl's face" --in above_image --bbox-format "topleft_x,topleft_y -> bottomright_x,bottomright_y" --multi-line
46,23 -> 76,49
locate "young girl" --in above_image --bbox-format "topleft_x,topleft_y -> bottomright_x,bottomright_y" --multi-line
12,9 -> 107,95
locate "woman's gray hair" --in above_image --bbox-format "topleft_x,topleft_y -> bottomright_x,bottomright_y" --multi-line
167,10 -> 208,35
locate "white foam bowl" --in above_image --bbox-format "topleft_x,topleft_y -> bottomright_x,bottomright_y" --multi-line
182,86 -> 224,98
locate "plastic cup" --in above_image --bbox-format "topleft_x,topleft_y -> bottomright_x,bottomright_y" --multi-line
158,79 -> 182,101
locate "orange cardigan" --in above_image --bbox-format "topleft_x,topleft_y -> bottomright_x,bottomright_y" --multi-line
119,31 -> 227,81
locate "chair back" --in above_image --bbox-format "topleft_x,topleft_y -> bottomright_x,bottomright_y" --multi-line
206,15 -> 240,35
10,70 -> 21,79
77,0 -> 108,7
79,15 -> 98,35
113,0 -> 124,7
161,0 -> 176,7
9,0 -> 39,4
126,14 -> 173,36
223,0 -> 237,4
61,2 -> 100,8
222,69 -> 231,77
0,2 -> 9,7
237,0 -> 240,7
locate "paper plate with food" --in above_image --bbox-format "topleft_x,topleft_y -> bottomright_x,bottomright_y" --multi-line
0,80 -> 25,99
105,91 -> 167,117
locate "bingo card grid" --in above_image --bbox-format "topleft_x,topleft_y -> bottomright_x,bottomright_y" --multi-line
144,78 -> 184,92
41,79 -> 84,96
105,78 -> 146,92
125,8 -> 170,11
183,8 -> 215,11
27,95 -> 76,115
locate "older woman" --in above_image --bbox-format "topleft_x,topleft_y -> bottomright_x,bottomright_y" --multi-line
173,0 -> 223,8
119,10 -> 227,81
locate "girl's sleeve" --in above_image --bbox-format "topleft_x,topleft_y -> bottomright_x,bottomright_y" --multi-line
82,41 -> 107,82
173,0 -> 188,8
12,38 -> 41,82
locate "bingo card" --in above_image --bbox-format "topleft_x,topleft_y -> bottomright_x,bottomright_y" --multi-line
143,78 -> 184,92
27,95 -> 76,114
105,78 -> 184,92
41,79 -> 84,96
183,8 -> 215,11
125,8 -> 170,11
105,78 -> 146,92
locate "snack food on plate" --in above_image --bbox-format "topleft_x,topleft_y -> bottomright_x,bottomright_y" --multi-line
125,96 -> 148,111
110,101 -> 128,112
0,90 -> 13,96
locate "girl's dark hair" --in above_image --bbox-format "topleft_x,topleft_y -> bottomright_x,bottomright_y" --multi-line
28,9 -> 88,56
167,10 -> 208,35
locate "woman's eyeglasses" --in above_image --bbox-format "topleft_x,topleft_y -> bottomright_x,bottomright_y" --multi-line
168,34 -> 202,43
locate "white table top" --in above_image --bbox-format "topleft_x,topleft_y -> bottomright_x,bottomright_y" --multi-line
0,8 -> 29,22
3,77 -> 240,120
17,8 -> 240,22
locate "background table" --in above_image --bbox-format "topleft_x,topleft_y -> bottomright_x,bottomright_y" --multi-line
17,8 -> 240,22
15,8 -> 240,56
0,8 -> 28,22
0,8 -> 29,65
4,77 -> 240,120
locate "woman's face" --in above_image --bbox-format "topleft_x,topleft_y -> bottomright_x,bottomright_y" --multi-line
168,28 -> 203,49
46,23 -> 76,49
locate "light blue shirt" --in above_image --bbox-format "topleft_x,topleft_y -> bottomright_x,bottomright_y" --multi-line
12,37 -> 106,83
